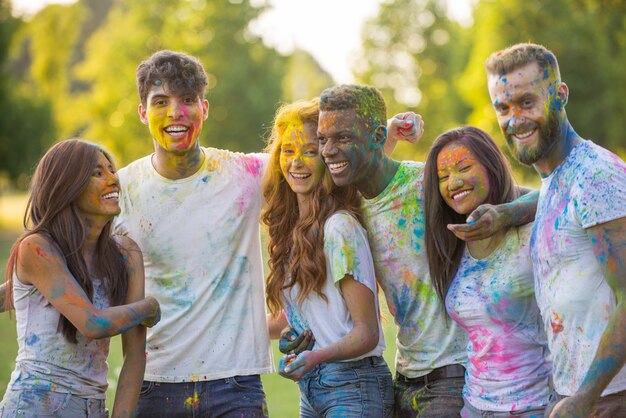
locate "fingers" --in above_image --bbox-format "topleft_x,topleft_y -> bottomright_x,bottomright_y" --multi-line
278,327 -> 302,354
447,222 -> 493,241
291,330 -> 315,355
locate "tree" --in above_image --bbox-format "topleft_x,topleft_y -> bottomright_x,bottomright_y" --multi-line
355,0 -> 472,161
0,0 -> 55,186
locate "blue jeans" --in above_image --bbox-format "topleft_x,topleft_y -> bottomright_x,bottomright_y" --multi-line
0,389 -> 107,417
545,388 -> 626,418
297,356 -> 394,418
460,397 -> 545,418
135,375 -> 268,418
394,374 -> 464,418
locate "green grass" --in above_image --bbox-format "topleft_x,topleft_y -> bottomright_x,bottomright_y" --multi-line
0,194 -> 399,417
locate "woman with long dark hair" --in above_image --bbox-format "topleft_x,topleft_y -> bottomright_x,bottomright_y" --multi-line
424,126 -> 550,417
263,99 -> 394,417
0,139 -> 160,417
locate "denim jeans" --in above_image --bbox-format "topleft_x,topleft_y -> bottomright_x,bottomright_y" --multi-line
394,374 -> 464,418
460,397 -> 545,418
297,356 -> 394,418
0,389 -> 107,418
545,388 -> 626,418
135,375 -> 268,418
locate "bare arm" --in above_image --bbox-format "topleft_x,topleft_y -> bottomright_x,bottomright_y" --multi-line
112,236 -> 149,418
448,189 -> 539,241
0,282 -> 7,313
384,112 -> 424,156
16,234 -> 160,339
281,276 -> 379,380
267,311 -> 288,339
550,217 -> 626,418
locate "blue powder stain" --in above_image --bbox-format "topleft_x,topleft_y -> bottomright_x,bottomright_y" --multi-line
201,176 -> 209,183
25,333 -> 40,346
398,218 -> 406,227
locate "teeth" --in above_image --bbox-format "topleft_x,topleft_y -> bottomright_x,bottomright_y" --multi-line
103,192 -> 119,200
328,161 -> 348,170
514,129 -> 535,139
452,190 -> 471,201
165,125 -> 188,133
290,173 -> 311,179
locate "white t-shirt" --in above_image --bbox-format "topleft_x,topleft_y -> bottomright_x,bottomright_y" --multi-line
531,140 -> 626,396
446,223 -> 551,412
361,161 -> 468,377
283,212 -> 385,359
115,147 -> 273,382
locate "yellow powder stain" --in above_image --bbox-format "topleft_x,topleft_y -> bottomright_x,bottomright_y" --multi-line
184,392 -> 199,410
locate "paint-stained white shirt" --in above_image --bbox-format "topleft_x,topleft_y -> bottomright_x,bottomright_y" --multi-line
283,212 -> 385,360
115,148 -> 273,382
532,140 -> 626,396
447,223 -> 550,412
361,161 -> 468,377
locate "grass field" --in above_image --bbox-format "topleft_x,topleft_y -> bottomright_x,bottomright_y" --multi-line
0,193 -> 399,416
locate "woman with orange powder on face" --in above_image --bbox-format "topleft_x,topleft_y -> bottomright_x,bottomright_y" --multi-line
263,99 -> 394,417
0,139 -> 160,418
424,126 -> 551,417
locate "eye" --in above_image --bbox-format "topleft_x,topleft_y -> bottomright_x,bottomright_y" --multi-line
521,99 -> 533,108
494,105 -> 508,115
93,169 -> 103,177
184,96 -> 196,104
304,149 -> 318,157
459,165 -> 471,172
438,175 -> 449,183
318,136 -> 327,144
281,148 -> 294,155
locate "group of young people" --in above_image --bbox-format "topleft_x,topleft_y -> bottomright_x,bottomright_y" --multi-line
0,42 -> 624,418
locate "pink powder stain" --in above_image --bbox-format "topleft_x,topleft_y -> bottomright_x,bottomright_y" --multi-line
467,326 -> 521,375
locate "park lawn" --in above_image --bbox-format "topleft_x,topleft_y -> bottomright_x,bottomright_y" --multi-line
0,194 -> 399,416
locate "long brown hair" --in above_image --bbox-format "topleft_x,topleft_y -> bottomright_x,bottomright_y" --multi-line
4,139 -> 129,343
424,127 -> 519,304
262,99 -> 362,314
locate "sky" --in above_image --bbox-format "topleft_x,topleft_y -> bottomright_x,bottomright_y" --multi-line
11,0 -> 472,84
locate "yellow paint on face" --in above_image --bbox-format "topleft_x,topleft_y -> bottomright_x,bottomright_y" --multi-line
279,120 -> 325,197
436,142 -> 490,215
141,84 -> 208,154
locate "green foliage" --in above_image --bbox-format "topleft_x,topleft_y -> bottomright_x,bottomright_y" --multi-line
355,0 -> 472,161
0,0 -> 56,185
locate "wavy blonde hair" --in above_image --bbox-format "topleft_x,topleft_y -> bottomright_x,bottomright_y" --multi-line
262,98 -> 362,314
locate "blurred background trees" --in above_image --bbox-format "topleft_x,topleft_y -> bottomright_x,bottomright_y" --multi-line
0,0 -> 625,188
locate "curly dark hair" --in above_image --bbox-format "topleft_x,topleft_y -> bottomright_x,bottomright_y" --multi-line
136,50 -> 208,105
319,84 -> 387,132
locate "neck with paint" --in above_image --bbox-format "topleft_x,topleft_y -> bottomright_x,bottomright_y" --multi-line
534,115 -> 581,178
152,142 -> 205,180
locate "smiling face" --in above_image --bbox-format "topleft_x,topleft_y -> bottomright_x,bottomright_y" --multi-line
280,121 -> 325,199
76,152 -> 120,221
437,142 -> 490,215
488,62 -> 565,166
318,108 -> 377,189
138,82 -> 209,154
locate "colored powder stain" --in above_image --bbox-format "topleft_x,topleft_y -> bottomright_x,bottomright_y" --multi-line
35,246 -> 47,258
184,392 -> 200,410
25,333 -> 40,346
398,218 -> 406,227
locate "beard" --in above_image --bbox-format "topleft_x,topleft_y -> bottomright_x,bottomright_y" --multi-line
505,112 -> 561,166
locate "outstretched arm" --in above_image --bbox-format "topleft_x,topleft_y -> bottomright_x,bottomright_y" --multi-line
111,236 -> 150,418
384,112 -> 424,156
448,189 -> 539,241
280,275 -> 379,381
550,217 -> 626,418
16,234 -> 160,339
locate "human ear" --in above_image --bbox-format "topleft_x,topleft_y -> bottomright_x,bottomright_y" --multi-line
138,103 -> 148,125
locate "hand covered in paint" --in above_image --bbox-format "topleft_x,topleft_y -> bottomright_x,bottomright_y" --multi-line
549,394 -> 595,418
278,327 -> 315,354
447,203 -> 506,241
279,351 -> 322,381
388,112 -> 424,144
140,296 -> 161,328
